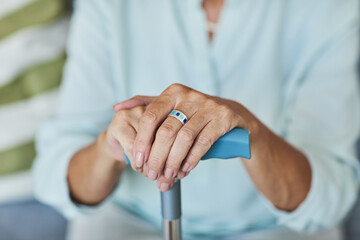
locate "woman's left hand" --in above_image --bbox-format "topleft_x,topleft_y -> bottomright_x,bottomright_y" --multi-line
114,83 -> 257,191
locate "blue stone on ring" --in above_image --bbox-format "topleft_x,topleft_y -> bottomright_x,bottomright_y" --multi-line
169,110 -> 188,125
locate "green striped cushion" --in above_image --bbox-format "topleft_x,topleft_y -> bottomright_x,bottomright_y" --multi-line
0,141 -> 35,175
0,0 -> 69,40
0,0 -> 69,176
0,54 -> 66,106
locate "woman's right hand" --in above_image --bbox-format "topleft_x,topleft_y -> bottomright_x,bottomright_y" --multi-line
103,105 -> 145,173
68,105 -> 154,205
102,104 -> 177,191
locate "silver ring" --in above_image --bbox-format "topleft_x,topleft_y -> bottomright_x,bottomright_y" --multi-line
168,110 -> 188,125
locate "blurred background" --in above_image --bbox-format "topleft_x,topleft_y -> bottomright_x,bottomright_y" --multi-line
0,0 -> 71,239
0,1 -> 360,240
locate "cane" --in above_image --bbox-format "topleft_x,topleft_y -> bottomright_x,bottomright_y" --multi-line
125,128 -> 251,240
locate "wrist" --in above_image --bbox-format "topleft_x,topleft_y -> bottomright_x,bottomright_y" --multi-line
233,103 -> 267,150
235,105 -> 260,137
238,107 -> 275,156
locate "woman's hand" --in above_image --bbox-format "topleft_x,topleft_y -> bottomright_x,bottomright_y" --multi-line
104,104 -> 177,190
104,105 -> 144,171
68,104 -> 177,205
114,83 -> 310,211
114,84 -> 257,190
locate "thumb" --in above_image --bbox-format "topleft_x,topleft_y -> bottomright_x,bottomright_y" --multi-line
113,95 -> 156,112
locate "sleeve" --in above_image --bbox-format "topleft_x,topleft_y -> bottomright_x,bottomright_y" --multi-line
262,1 -> 360,233
32,0 -> 118,218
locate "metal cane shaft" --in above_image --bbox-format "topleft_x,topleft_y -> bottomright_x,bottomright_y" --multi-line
123,128 -> 251,239
161,179 -> 182,240
163,219 -> 181,240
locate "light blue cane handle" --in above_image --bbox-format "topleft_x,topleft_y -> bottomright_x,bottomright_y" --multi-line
123,128 -> 251,165
202,128 -> 251,160
124,154 -> 131,165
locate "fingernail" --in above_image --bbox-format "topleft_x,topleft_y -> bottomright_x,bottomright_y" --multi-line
160,183 -> 170,192
177,171 -> 186,179
135,152 -> 143,168
148,169 -> 159,181
181,162 -> 190,172
164,168 -> 174,179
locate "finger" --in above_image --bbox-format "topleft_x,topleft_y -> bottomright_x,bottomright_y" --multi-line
132,95 -> 176,171
163,112 -> 209,179
115,124 -> 143,172
146,115 -> 183,180
115,106 -> 146,169
156,175 -> 175,192
112,107 -> 145,172
142,161 -> 149,177
124,106 -> 144,131
177,170 -> 189,180
178,121 -> 228,177
146,103 -> 197,181
113,95 -> 156,112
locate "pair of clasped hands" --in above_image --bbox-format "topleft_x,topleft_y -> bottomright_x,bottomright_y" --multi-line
105,83 -> 253,192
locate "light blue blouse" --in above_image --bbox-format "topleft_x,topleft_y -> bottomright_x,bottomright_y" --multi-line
33,0 -> 360,238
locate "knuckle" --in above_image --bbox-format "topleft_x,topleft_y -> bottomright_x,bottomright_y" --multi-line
185,153 -> 201,166
204,98 -> 217,108
114,110 -> 126,120
218,104 -> 232,115
196,134 -> 213,148
166,83 -> 191,96
113,111 -> 130,125
166,161 -> 180,171
141,110 -> 157,125
157,123 -> 177,140
169,83 -> 184,91
149,156 -> 163,171
178,127 -> 196,143
217,104 -> 234,121
187,90 -> 201,100
166,155 -> 184,170
133,105 -> 145,115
